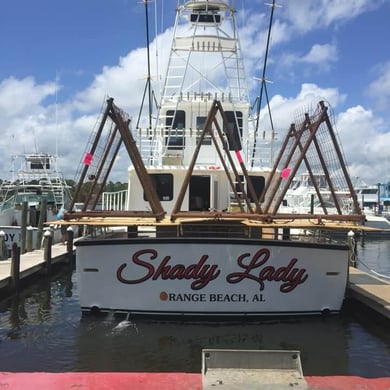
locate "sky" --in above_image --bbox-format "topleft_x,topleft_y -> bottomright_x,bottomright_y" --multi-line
0,0 -> 389,186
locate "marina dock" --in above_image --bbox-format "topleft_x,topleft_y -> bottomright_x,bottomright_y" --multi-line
348,266 -> 390,320
0,243 -> 72,295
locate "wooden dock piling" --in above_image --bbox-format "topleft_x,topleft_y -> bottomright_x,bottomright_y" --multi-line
21,201 -> 28,253
66,227 -> 74,265
347,230 -> 357,267
36,198 -> 47,249
10,242 -> 20,290
27,226 -> 33,252
43,231 -> 52,275
0,231 -> 7,260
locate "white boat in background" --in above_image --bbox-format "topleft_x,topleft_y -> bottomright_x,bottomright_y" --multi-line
0,153 -> 72,253
355,179 -> 390,213
63,0 -> 368,317
354,180 -> 390,236
355,185 -> 379,210
279,173 -> 390,237
281,172 -> 352,214
361,214 -> 390,236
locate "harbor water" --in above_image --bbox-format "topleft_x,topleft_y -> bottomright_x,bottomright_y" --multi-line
0,239 -> 389,377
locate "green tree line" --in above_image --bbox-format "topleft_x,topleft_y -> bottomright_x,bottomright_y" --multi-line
65,179 -> 127,204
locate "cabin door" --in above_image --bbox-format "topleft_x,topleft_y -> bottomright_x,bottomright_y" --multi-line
189,176 -> 210,211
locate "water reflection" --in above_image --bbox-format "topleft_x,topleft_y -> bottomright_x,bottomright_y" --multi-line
74,315 -> 350,376
2,265 -> 74,331
357,238 -> 390,278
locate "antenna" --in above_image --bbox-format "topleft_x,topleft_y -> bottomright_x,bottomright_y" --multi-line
251,0 -> 281,167
55,71 -> 59,158
136,0 -> 153,130
33,127 -> 38,153
154,0 -> 160,97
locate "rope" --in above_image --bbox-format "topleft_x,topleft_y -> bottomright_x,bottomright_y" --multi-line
371,269 -> 390,280
355,251 -> 390,280
348,233 -> 390,279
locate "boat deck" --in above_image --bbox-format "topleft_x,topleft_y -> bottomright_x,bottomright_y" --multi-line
59,215 -> 383,240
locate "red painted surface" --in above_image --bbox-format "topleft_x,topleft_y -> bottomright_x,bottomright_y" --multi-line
0,373 -> 200,390
306,376 -> 390,389
0,372 -> 389,390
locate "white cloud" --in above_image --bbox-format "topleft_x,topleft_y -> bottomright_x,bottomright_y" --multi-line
0,77 -> 56,118
336,105 -> 389,182
260,83 -> 346,133
277,43 -> 338,76
256,84 -> 390,184
0,1 -> 389,187
281,0 -> 384,33
300,44 -> 338,66
73,27 -> 174,117
367,62 -> 390,111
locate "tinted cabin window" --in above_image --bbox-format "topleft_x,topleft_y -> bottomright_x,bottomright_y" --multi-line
144,173 -> 173,201
362,189 -> 377,194
30,158 -> 50,169
224,111 -> 242,151
249,175 -> 266,203
196,116 -> 211,145
166,110 -> 185,150
235,175 -> 265,202
190,13 -> 221,24
189,176 -> 210,211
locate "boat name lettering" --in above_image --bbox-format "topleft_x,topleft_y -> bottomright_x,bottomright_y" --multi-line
116,248 -> 308,293
3,233 -> 17,242
116,249 -> 220,290
226,248 -> 308,292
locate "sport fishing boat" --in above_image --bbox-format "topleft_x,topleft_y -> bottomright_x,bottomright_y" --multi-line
64,0 -> 366,317
0,153 -> 72,253
278,174 -> 390,237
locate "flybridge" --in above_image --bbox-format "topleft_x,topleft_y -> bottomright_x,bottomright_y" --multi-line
185,1 -> 230,24
190,9 -> 221,24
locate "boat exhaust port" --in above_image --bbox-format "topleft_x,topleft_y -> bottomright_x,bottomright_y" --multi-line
90,306 -> 101,315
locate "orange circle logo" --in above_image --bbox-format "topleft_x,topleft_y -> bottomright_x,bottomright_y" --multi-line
160,291 -> 168,301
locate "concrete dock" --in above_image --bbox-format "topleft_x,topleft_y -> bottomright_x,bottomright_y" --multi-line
0,243 -> 71,295
348,266 -> 390,320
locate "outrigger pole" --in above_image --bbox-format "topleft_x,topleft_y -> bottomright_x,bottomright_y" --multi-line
251,0 -> 279,167
136,0 -> 154,130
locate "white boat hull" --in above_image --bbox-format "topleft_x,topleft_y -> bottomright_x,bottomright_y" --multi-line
0,225 -> 64,254
75,238 -> 348,316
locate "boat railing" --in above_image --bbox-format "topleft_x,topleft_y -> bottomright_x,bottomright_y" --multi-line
75,218 -> 345,244
245,139 -> 273,169
134,126 -> 273,168
0,195 -> 16,211
102,190 -> 128,211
